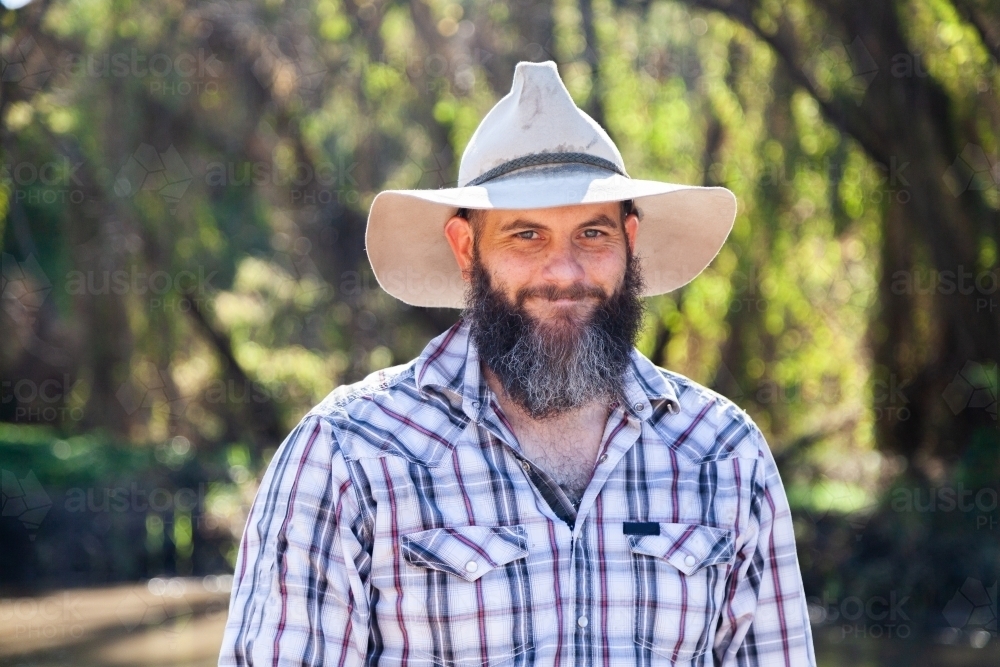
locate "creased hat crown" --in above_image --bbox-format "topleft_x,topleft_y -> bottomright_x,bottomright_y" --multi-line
365,59 -> 738,308
457,61 -> 627,187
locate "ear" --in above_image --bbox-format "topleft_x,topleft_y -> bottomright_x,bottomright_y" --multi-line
443,213 -> 475,280
624,211 -> 639,254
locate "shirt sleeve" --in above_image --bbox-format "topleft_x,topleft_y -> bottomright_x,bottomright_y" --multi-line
218,414 -> 372,667
713,424 -> 817,667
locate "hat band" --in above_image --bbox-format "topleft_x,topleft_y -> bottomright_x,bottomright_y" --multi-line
465,151 -> 629,187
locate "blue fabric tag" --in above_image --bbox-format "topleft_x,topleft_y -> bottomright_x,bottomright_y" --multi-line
623,522 -> 660,536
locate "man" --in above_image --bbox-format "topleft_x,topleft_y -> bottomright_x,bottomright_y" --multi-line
220,61 -> 817,666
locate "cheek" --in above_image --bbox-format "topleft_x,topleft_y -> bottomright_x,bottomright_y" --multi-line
581,249 -> 628,285
482,251 -> 540,287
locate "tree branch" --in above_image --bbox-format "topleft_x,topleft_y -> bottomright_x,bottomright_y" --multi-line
684,0 -> 889,164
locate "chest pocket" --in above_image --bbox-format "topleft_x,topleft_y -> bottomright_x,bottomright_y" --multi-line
629,522 -> 736,665
400,525 -> 533,666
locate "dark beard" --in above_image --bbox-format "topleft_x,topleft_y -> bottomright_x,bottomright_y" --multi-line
464,245 -> 646,420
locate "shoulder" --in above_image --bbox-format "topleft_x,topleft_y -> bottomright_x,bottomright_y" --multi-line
650,365 -> 767,463
300,360 -> 464,465
306,361 -> 418,417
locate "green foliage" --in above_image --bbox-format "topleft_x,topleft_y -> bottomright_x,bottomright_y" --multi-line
1,0 -> 997,623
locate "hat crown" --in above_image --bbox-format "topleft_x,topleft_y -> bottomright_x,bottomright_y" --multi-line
457,61 -> 627,187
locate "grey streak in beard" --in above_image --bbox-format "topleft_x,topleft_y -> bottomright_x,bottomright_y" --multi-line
493,319 -> 620,416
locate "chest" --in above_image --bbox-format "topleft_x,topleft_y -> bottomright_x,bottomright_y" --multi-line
503,408 -> 611,488
356,435 -> 754,666
517,424 -> 604,488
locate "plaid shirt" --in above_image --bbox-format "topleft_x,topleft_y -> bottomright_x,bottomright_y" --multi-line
219,319 -> 816,667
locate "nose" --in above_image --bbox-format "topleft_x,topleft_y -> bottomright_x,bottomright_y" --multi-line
539,237 -> 586,289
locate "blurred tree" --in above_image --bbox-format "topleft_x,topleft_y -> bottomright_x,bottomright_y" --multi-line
1,0 -> 997,595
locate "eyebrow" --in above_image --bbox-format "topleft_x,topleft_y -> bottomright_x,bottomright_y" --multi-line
498,214 -> 620,233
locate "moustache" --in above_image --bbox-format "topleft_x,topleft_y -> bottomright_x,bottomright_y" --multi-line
515,283 -> 608,306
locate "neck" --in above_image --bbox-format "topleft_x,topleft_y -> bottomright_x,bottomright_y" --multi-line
482,363 -> 613,506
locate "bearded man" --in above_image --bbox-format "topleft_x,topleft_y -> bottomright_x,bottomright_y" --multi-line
220,61 -> 817,667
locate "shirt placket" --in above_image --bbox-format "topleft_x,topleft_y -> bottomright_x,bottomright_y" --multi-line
477,396 -> 647,665
568,403 -> 643,664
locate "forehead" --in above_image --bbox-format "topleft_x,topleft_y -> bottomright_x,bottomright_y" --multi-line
475,201 -> 622,230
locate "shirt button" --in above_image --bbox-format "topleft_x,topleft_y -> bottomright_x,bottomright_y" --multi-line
684,555 -> 696,567
577,616 -> 589,628
472,401 -> 480,409
465,561 -> 478,572
597,454 -> 608,464
635,403 -> 645,412
521,460 -> 531,472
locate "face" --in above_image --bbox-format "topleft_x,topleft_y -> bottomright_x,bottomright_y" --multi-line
445,202 -> 640,324
444,202 -> 645,419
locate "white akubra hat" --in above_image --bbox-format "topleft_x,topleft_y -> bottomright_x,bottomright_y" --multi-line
365,60 -> 737,308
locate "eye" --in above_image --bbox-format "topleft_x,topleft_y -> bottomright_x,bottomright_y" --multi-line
516,230 -> 538,239
582,229 -> 604,238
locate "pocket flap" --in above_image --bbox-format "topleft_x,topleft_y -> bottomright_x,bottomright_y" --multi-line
402,525 -> 529,582
628,522 -> 735,575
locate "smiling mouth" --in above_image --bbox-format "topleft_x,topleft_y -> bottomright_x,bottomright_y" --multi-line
516,285 -> 606,311
528,294 -> 594,305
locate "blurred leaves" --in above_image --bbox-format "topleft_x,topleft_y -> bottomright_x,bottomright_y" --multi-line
1,0 -> 997,609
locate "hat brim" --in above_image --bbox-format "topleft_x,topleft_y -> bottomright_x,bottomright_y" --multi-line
365,165 -> 737,308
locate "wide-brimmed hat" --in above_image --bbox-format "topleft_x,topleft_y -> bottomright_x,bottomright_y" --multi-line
365,60 -> 737,308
